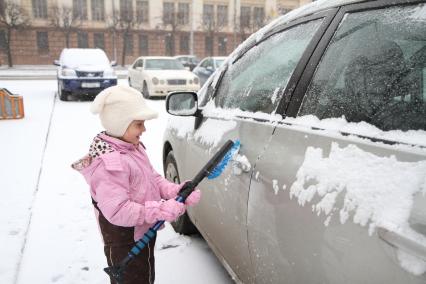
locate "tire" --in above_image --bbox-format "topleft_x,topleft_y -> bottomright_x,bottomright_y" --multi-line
128,77 -> 132,87
164,151 -> 199,235
58,82 -> 69,101
142,81 -> 150,99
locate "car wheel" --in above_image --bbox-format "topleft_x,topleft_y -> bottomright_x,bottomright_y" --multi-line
128,77 -> 132,87
58,82 -> 69,101
165,151 -> 199,235
142,81 -> 150,99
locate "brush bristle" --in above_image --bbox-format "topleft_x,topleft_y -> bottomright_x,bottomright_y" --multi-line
207,140 -> 240,179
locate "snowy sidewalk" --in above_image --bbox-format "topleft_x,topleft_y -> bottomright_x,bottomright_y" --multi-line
0,79 -> 232,284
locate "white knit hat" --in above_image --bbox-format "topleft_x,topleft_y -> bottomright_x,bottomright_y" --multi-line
90,85 -> 158,137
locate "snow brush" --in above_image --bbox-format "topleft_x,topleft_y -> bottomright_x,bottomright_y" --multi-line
104,139 -> 240,283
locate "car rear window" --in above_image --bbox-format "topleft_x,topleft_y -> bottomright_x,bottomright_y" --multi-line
299,3 -> 426,131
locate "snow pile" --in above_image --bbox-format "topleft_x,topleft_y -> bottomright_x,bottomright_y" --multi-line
289,142 -> 426,274
285,115 -> 426,149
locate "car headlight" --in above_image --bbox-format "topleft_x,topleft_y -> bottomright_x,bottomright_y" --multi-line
152,77 -> 159,85
61,68 -> 76,77
194,77 -> 199,84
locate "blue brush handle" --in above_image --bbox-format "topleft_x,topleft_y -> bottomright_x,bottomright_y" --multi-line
126,192 -> 189,258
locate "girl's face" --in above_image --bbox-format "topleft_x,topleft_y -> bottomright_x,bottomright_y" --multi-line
122,120 -> 146,145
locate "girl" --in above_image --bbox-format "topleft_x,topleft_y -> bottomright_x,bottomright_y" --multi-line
72,85 -> 200,284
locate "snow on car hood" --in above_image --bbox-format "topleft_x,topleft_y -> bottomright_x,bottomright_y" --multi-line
70,64 -> 112,72
144,69 -> 196,79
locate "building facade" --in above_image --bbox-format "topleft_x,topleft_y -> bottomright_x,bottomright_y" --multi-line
0,0 -> 312,66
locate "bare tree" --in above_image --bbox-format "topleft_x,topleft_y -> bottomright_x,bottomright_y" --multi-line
107,6 -> 139,66
161,4 -> 186,56
49,5 -> 82,48
0,1 -> 30,67
200,14 -> 226,56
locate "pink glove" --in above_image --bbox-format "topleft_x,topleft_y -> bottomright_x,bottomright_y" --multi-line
144,200 -> 185,223
185,189 -> 201,206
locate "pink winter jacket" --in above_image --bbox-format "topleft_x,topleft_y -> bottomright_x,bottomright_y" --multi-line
73,133 -> 183,242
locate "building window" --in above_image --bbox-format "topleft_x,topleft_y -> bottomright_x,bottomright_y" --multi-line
165,34 -> 174,56
93,33 -> 104,49
136,0 -> 148,23
32,0 -> 47,19
120,0 -> 133,21
217,5 -> 228,27
78,32 -> 88,47
0,30 -> 6,51
139,34 -> 149,55
203,4 -> 214,26
178,3 -> 189,25
218,36 -> 227,55
253,7 -> 264,28
91,0 -> 104,21
36,31 -> 49,53
163,2 -> 174,25
73,0 -> 88,20
205,35 -> 213,56
180,34 -> 189,54
124,33 -> 133,54
240,6 -> 251,28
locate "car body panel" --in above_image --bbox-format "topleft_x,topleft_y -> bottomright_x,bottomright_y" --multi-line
128,56 -> 200,97
249,122 -> 426,283
55,48 -> 117,97
163,0 -> 426,282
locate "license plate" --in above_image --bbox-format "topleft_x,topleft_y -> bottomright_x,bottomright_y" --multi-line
82,82 -> 100,88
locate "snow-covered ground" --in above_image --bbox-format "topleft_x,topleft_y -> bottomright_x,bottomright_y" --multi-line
0,80 -> 232,283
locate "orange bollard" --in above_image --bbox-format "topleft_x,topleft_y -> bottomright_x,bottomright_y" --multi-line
0,88 -> 25,119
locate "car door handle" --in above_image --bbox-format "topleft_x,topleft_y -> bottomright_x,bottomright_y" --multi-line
377,227 -> 426,261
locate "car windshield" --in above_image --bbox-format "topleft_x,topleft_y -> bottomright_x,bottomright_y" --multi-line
215,59 -> 225,68
61,50 -> 110,68
145,59 -> 185,70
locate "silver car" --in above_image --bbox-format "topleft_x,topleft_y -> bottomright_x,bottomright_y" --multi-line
163,0 -> 426,283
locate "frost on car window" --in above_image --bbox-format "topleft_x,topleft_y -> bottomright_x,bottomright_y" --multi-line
299,4 -> 426,132
214,19 -> 323,114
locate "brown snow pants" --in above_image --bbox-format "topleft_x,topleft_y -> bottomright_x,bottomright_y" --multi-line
103,239 -> 156,284
93,198 -> 156,284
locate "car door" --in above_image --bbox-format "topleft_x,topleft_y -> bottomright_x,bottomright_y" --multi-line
249,1 -> 426,283
129,59 -> 143,90
178,14 -> 328,283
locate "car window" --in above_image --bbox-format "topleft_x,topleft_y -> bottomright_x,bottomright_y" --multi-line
214,19 -> 323,114
201,59 -> 210,68
299,4 -> 426,131
215,59 -> 225,68
133,59 -> 143,68
145,59 -> 185,70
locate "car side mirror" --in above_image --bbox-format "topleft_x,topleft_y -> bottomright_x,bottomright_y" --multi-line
166,91 -> 198,116
53,60 -> 60,66
136,66 -> 143,71
185,66 -> 190,71
111,60 -> 117,67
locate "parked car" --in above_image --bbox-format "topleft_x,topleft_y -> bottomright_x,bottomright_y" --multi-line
128,56 -> 200,98
174,55 -> 200,71
163,0 -> 426,283
192,56 -> 226,86
54,48 -> 117,101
